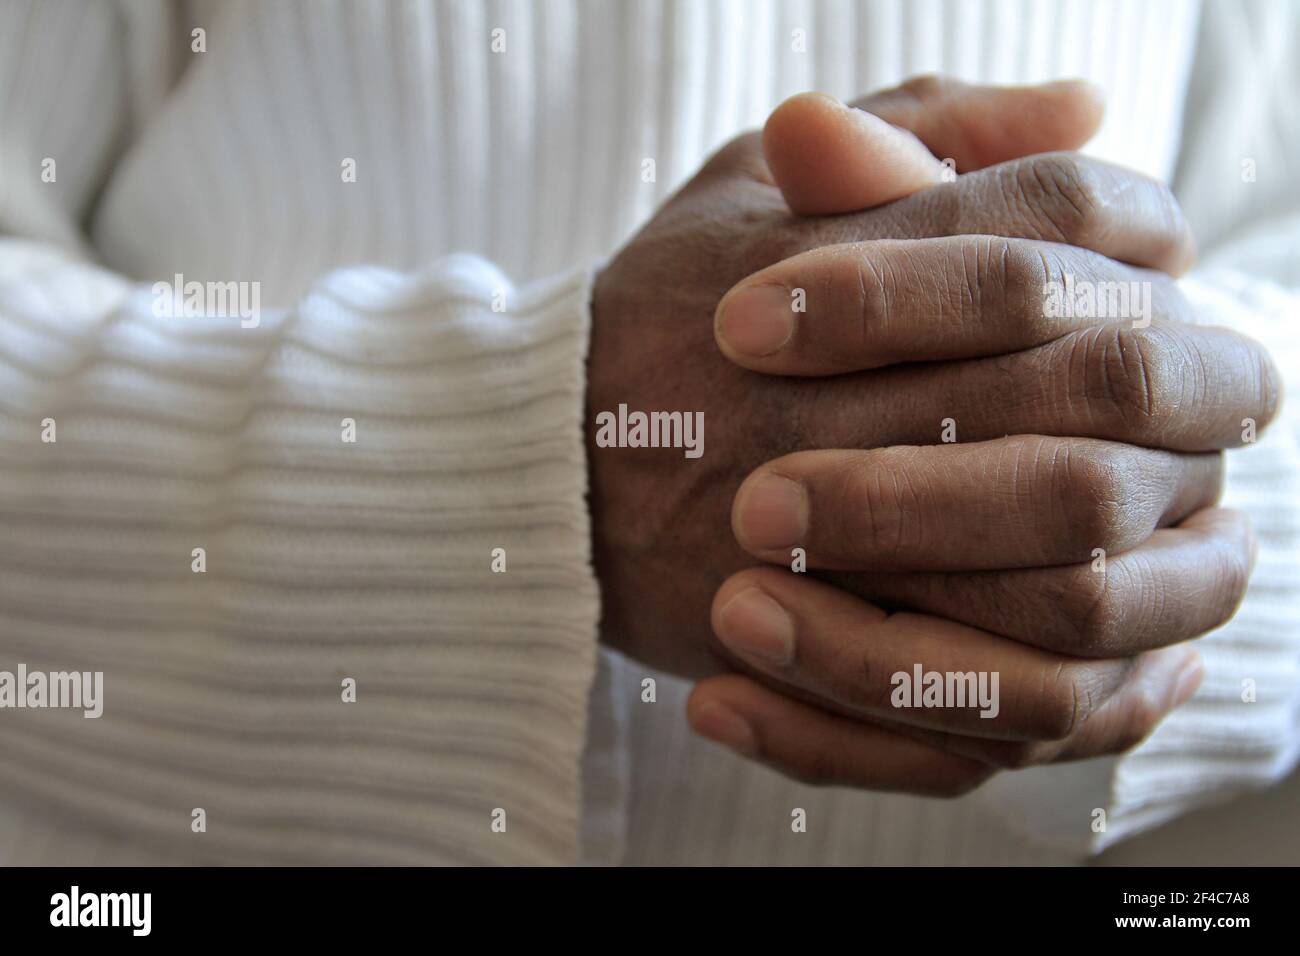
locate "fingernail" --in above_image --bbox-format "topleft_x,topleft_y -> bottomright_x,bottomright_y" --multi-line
691,702 -> 758,756
1171,653 -> 1204,708
716,284 -> 796,357
717,586 -> 796,665
735,473 -> 808,551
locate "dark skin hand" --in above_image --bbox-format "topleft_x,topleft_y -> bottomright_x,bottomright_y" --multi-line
587,77 -> 1280,793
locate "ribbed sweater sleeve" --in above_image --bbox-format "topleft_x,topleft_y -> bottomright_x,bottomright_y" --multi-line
0,238 -> 602,864
0,0 -> 602,865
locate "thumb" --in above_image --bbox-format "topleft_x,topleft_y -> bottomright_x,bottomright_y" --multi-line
764,76 -> 1105,216
763,92 -> 944,215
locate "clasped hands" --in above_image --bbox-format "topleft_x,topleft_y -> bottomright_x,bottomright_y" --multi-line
588,76 -> 1280,794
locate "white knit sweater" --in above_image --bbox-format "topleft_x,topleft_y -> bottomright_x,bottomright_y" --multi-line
0,0 -> 1296,865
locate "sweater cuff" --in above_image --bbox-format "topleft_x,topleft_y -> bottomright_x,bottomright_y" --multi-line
301,255 -> 604,863
0,251 -> 601,864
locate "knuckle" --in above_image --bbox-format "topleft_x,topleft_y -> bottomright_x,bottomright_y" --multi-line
976,237 -> 1051,332
1210,534 -> 1254,628
993,239 -> 1055,335
1067,565 -> 1127,653
1033,664 -> 1090,741
1060,443 -> 1143,552
998,237 -> 1049,297
1011,153 -> 1107,246
1075,325 -> 1180,439
844,453 -> 921,562
827,637 -> 892,713
847,254 -> 890,340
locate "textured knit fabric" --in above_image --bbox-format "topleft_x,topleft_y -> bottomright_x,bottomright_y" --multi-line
0,237 -> 599,864
0,0 -> 1296,866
